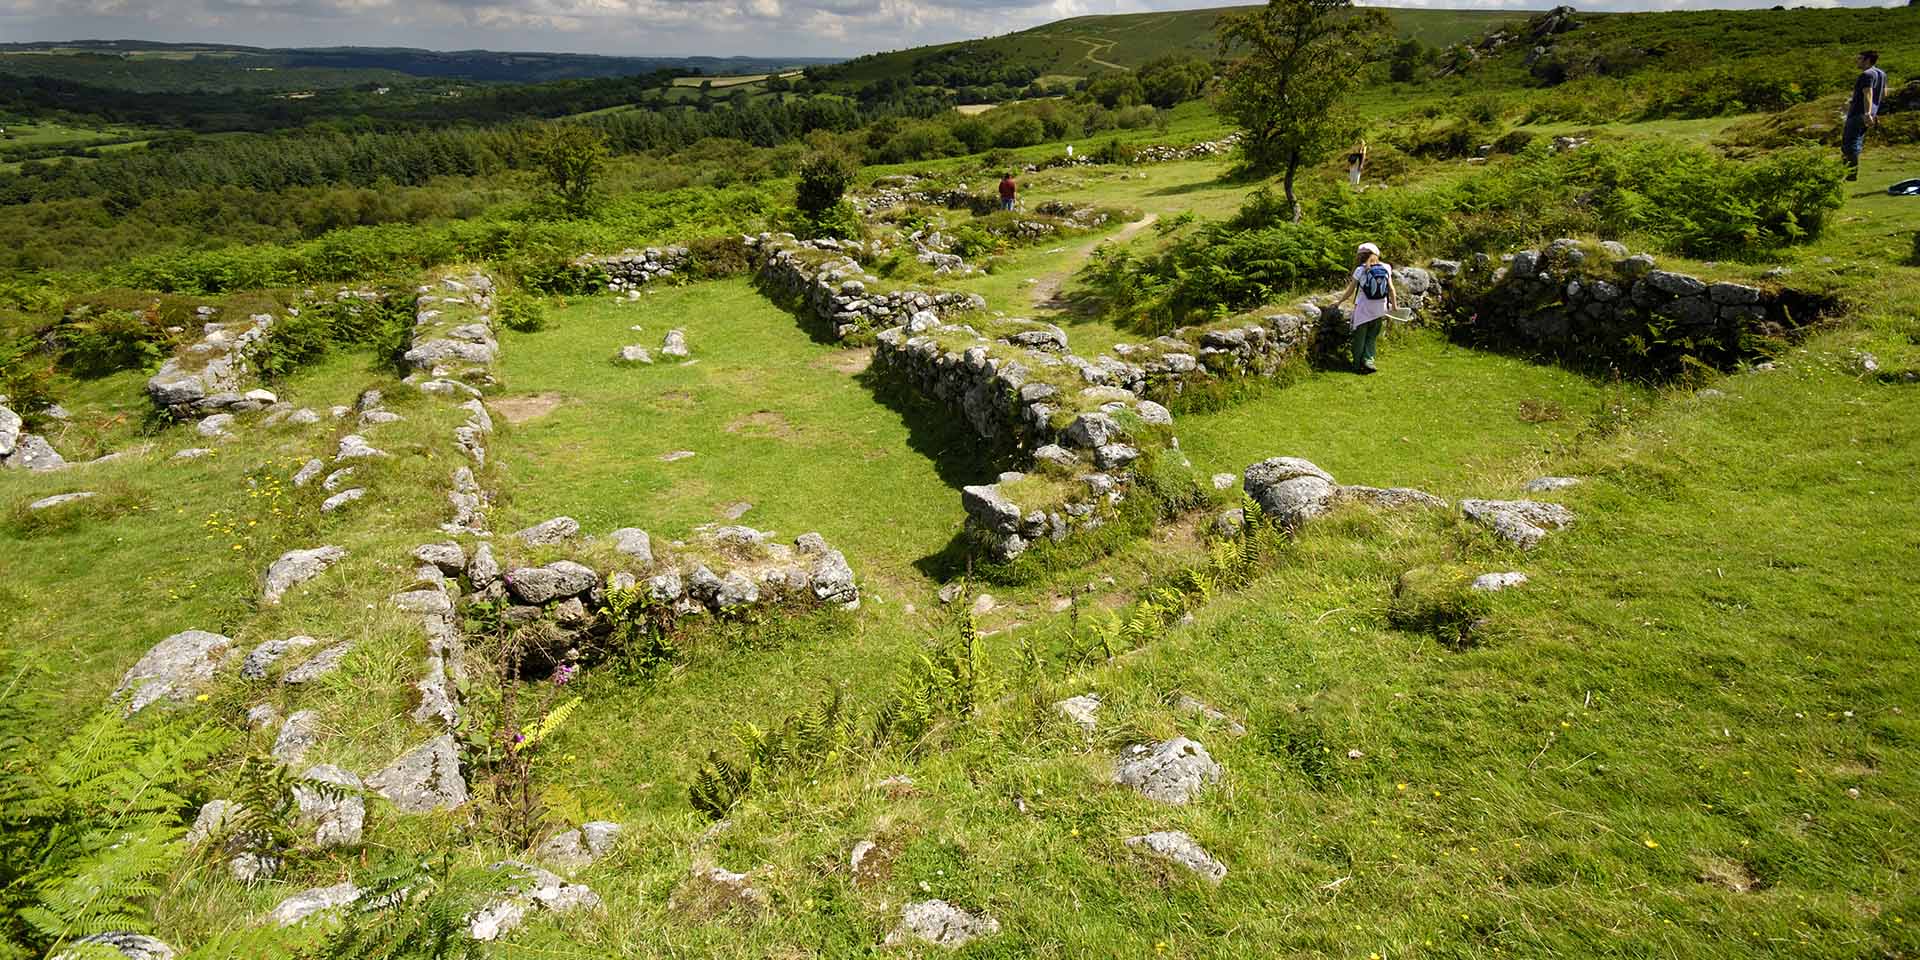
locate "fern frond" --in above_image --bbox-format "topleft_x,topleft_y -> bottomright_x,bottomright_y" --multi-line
516,695 -> 581,753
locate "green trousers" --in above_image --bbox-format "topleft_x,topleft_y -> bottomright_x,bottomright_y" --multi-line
1350,319 -> 1382,370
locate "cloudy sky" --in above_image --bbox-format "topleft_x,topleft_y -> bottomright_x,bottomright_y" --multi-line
1,0 -> 1902,59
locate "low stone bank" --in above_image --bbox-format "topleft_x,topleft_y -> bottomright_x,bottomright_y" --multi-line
403,270 -> 499,392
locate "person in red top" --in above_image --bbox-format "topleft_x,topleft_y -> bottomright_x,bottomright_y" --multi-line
998,173 -> 1017,211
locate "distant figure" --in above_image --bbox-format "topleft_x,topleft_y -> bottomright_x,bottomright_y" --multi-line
1843,50 -> 1887,182
999,173 -> 1017,211
1331,242 -> 1396,375
1346,140 -> 1368,188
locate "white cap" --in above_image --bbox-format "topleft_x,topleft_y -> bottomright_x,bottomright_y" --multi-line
1357,242 -> 1381,256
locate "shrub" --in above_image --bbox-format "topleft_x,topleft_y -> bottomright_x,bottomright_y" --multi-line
686,235 -> 753,279
497,291 -> 547,333
58,304 -> 171,377
1388,564 -> 1491,648
0,339 -> 55,415
257,292 -> 409,380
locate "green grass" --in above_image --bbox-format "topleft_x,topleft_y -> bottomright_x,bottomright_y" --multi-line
6,39 -> 1920,958
490,279 -> 985,598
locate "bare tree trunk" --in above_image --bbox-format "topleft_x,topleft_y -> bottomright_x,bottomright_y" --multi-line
1283,149 -> 1302,223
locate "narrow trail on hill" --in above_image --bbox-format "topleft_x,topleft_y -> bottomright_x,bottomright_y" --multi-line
1067,37 -> 1129,71
1032,212 -> 1158,309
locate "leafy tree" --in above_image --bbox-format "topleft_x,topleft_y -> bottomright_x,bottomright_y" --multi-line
1389,37 -> 1428,82
794,148 -> 857,220
1216,0 -> 1391,219
531,123 -> 607,218
1138,56 -> 1214,108
1086,73 -> 1146,108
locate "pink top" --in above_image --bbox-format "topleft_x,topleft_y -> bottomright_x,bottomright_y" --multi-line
1351,263 -> 1392,328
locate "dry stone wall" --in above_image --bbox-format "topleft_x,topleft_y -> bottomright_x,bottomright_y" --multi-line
875,313 -> 1187,562
749,233 -> 985,341
569,246 -> 692,293
1434,239 -> 1817,375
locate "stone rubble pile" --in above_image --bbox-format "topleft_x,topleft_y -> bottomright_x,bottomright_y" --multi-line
144,313 -> 280,419
469,521 -> 860,655
572,246 -> 691,292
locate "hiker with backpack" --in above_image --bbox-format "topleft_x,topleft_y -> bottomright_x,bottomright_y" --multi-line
1330,242 -> 1396,374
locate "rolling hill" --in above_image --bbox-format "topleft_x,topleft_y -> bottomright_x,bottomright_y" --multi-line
813,5 -> 1530,88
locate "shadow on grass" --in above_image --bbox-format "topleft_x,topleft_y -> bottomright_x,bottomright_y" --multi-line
851,364 -> 1006,491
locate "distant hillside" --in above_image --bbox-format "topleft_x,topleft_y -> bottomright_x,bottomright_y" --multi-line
812,5 -> 1528,90
0,41 -> 836,91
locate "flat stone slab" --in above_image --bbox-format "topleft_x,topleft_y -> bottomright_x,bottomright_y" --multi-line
292,457 -> 324,487
334,434 -> 387,461
296,763 -> 365,848
883,899 -> 1000,948
241,634 -> 324,679
269,881 -> 362,926
1522,476 -> 1581,493
52,933 -> 176,960
27,491 -> 96,510
513,516 -> 580,546
469,861 -> 602,941
283,640 -> 354,684
1471,571 -> 1529,592
1055,693 -> 1101,732
1126,830 -> 1227,884
320,488 -> 365,512
263,546 -> 347,604
533,821 -> 622,874
113,630 -> 233,714
271,709 -> 321,764
368,734 -> 468,813
1460,499 -> 1574,550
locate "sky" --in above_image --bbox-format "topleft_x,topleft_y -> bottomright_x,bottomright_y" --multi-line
0,0 -> 1902,60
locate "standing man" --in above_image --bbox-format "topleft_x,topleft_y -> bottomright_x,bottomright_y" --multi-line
999,172 -> 1017,211
1842,50 -> 1887,182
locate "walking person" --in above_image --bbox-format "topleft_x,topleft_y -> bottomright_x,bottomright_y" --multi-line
1842,50 -> 1887,182
1346,140 -> 1368,188
999,172 -> 1017,211
1331,242 -> 1396,374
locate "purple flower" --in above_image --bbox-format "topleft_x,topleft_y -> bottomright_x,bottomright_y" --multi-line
553,663 -> 576,686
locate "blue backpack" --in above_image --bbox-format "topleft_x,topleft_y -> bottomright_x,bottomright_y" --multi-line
1359,263 -> 1392,301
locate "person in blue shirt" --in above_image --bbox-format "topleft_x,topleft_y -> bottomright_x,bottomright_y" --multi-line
1842,50 -> 1887,182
